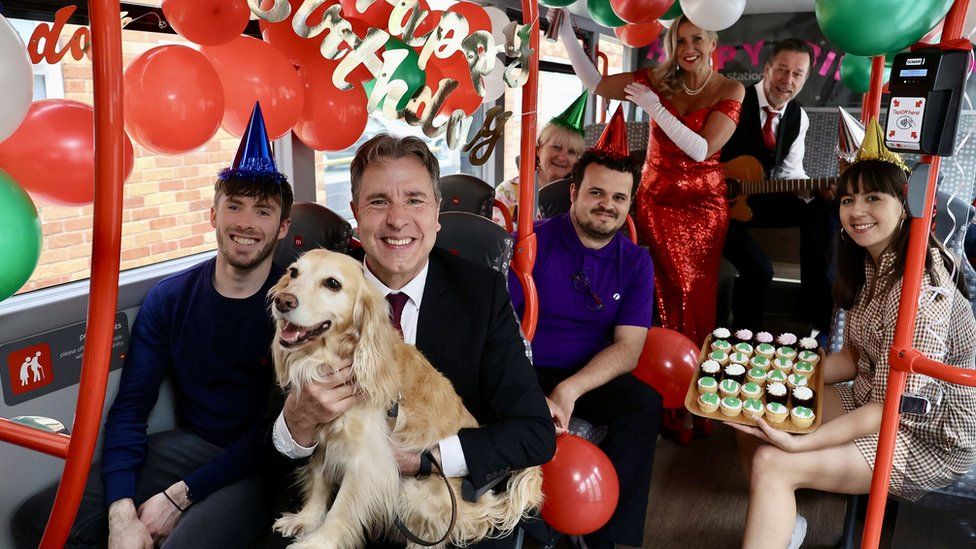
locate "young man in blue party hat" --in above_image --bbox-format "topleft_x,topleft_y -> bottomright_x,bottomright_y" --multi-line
13,103 -> 294,549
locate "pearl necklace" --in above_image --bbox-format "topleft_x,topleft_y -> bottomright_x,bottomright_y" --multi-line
680,69 -> 712,96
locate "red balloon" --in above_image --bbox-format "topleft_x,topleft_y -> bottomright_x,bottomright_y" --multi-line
609,0 -> 673,24
541,435 -> 619,536
261,0 -> 337,67
0,99 -> 135,206
202,36 -> 305,139
614,20 -> 664,48
633,327 -> 698,408
124,45 -> 224,154
294,59 -> 369,151
429,52 -> 482,116
161,0 -> 250,46
446,1 -> 491,33
339,0 -> 393,29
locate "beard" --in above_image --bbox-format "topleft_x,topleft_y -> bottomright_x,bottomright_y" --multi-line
572,207 -> 624,241
216,231 -> 277,270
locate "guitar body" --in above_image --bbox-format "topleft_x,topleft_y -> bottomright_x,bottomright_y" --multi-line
722,156 -> 765,223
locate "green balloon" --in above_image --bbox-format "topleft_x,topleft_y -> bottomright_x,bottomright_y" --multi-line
588,0 -> 626,28
661,0 -> 682,20
816,0 -> 952,57
0,170 -> 42,301
839,54 -> 891,94
540,0 -> 576,7
364,38 -> 426,113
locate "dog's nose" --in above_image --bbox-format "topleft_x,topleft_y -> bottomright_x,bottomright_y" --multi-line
275,292 -> 298,312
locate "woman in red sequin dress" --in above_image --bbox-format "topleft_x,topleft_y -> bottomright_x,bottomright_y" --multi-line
554,13 -> 743,345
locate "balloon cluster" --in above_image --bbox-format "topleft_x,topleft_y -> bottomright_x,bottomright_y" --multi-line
816,0 -> 953,93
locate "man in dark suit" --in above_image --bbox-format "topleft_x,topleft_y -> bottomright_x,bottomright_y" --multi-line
721,38 -> 836,332
270,133 -> 555,547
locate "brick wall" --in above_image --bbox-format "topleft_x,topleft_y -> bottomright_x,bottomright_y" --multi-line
19,26 -> 241,293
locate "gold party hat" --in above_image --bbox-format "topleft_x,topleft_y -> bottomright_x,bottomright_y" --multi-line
852,117 -> 909,172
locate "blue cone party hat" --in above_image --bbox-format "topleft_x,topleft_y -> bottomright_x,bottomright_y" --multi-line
218,102 -> 288,186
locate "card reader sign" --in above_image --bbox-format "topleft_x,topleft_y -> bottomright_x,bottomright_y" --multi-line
886,97 -> 925,151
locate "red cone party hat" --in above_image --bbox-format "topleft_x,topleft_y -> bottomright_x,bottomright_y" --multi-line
592,105 -> 629,159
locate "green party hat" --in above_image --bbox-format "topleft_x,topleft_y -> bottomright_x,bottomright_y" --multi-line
550,91 -> 588,137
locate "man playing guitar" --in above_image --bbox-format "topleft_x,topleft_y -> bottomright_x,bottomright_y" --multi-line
720,38 -> 836,334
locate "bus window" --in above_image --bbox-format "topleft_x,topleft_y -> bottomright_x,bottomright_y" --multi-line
9,20 -> 239,296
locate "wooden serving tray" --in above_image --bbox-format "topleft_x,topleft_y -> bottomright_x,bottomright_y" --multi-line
684,334 -> 825,433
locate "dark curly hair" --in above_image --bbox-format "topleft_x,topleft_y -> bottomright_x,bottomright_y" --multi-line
572,150 -> 640,196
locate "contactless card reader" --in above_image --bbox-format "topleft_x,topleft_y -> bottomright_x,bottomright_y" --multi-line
885,49 -> 970,156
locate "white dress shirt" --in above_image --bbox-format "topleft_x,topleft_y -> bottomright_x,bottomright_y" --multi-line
755,81 -> 809,181
272,259 -> 470,478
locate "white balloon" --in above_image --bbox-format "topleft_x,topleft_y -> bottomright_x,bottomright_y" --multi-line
965,0 -> 976,40
681,0 -> 745,32
481,61 -> 505,104
0,15 -> 33,144
483,6 -> 510,48
659,17 -> 674,29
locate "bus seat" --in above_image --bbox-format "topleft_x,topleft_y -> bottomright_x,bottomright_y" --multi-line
273,202 -> 353,267
439,174 -> 496,219
435,211 -> 514,275
538,178 -> 572,220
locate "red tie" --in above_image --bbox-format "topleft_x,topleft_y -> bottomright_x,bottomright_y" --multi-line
762,106 -> 777,150
386,292 -> 409,334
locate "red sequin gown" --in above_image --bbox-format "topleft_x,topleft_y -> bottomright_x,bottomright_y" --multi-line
633,72 -> 741,346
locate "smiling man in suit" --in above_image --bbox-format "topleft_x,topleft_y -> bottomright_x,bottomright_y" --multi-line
270,133 -> 555,547
720,38 -> 836,333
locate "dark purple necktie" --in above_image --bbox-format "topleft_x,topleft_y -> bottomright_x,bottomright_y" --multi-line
386,292 -> 409,334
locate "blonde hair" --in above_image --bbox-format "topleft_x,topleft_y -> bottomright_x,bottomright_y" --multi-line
650,15 -> 718,97
537,123 -> 584,155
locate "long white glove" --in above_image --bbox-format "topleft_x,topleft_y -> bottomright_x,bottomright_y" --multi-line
625,82 -> 708,162
551,9 -> 602,93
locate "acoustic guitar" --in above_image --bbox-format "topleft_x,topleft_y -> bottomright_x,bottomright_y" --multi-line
722,155 -> 838,223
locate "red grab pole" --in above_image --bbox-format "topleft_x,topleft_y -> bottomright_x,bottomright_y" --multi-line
38,0 -> 126,545
860,1 -> 972,546
512,0 -> 540,340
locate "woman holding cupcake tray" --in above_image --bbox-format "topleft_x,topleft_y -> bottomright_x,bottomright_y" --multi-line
729,131 -> 976,549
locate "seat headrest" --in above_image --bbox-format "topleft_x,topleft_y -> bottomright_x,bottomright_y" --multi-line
439,174 -> 494,218
435,211 -> 514,274
273,202 -> 353,267
538,178 -> 573,219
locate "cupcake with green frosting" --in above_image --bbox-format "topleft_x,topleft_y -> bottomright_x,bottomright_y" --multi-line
729,351 -> 750,366
740,381 -> 763,400
697,376 -> 718,394
786,373 -> 808,390
710,339 -> 732,353
708,350 -> 730,366
743,398 -> 764,420
733,342 -> 754,356
754,342 -> 776,359
720,396 -> 743,417
797,350 -> 820,365
749,355 -> 771,371
746,367 -> 768,384
698,392 -> 720,413
719,378 -> 741,398
791,406 -> 816,428
767,370 -> 788,384
775,346 -> 797,360
765,402 -> 789,423
772,357 -> 794,374
793,361 -> 815,379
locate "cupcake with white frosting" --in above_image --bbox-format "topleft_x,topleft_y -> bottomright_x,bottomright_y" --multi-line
724,363 -> 746,384
776,332 -> 797,346
767,369 -> 788,384
746,367 -> 768,384
786,373 -> 808,390
719,378 -> 741,398
775,346 -> 797,361
755,331 -> 774,345
792,386 -> 815,408
797,350 -> 820,365
700,359 -> 722,380
733,342 -> 754,356
711,327 -> 731,340
765,402 -> 789,424
772,357 -> 794,375
743,398 -> 764,420
734,329 -> 754,344
799,336 -> 818,351
766,381 -> 789,405
710,339 -> 732,353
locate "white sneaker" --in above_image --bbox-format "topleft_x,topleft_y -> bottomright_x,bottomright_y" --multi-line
787,515 -> 807,549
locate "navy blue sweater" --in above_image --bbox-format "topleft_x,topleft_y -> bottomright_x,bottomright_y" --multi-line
101,258 -> 283,506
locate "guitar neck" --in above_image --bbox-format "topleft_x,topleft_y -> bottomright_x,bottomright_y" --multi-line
737,177 -> 836,195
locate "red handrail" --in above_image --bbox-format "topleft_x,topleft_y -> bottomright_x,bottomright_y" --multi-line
860,1 -> 972,545
41,0 -> 125,545
0,419 -> 70,458
512,0 -> 540,340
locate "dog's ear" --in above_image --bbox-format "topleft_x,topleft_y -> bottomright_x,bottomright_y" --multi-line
351,283 -> 399,402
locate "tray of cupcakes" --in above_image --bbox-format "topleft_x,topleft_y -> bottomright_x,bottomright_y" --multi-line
683,328 -> 825,433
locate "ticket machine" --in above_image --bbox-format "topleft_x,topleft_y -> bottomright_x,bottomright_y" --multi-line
885,48 -> 970,155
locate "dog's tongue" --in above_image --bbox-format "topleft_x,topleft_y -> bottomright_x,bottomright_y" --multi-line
280,321 -> 308,343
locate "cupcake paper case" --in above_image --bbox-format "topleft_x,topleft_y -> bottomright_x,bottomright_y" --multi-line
791,406 -> 816,428
699,392 -> 720,413
766,402 -> 789,423
720,396 -> 743,417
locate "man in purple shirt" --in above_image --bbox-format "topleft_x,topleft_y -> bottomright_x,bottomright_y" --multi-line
508,149 -> 662,549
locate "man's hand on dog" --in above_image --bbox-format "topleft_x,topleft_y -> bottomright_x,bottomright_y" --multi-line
284,365 -> 363,446
393,443 -> 442,477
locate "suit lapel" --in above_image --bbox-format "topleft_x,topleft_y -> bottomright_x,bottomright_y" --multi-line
416,252 -> 451,367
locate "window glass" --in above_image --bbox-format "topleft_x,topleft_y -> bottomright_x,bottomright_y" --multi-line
597,35 -> 625,121
10,20 -> 235,294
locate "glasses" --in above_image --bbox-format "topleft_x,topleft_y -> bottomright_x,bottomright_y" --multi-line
571,272 -> 604,312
